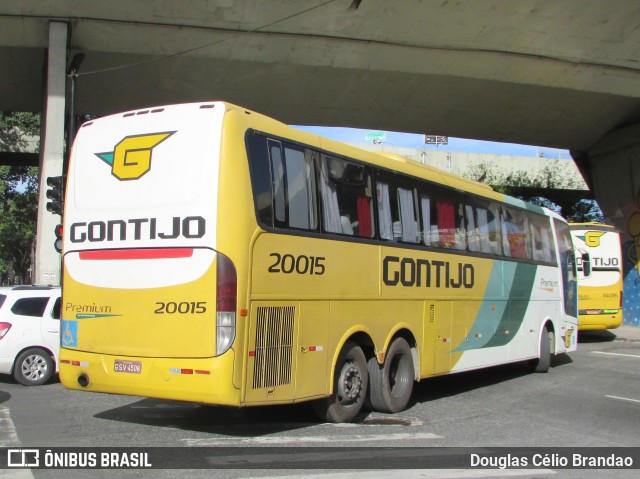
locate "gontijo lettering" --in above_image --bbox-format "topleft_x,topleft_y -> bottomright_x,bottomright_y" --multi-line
383,255 -> 474,288
69,216 -> 205,243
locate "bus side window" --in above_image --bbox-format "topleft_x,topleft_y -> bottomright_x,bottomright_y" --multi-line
377,176 -> 418,243
268,140 -> 286,225
486,203 -> 502,255
283,146 -> 318,230
397,187 -> 419,243
554,218 -> 578,317
248,135 -> 320,232
501,206 -> 531,260
530,215 -> 555,263
466,202 -> 480,252
465,197 -> 501,255
420,194 -> 432,246
421,186 -> 465,250
246,133 -> 275,227
320,155 -> 373,238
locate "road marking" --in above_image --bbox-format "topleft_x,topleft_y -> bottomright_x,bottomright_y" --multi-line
0,407 -> 35,479
605,395 -> 640,404
181,432 -> 443,447
592,351 -> 640,359
0,406 -> 20,447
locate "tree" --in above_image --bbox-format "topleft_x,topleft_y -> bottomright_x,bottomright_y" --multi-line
0,112 -> 40,284
568,199 -> 604,223
462,161 -> 592,218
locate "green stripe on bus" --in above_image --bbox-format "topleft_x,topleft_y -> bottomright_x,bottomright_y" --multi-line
454,261 -> 538,351
483,262 -> 538,348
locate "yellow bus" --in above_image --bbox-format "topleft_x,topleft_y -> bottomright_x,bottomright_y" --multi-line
570,223 -> 623,330
59,101 -> 578,422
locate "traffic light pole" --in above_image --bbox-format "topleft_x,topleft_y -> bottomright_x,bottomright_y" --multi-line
66,53 -> 84,174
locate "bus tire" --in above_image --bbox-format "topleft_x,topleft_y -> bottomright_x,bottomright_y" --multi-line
532,324 -> 552,373
367,337 -> 414,413
313,341 -> 368,423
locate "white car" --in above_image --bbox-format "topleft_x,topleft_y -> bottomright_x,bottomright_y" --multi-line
0,285 -> 61,385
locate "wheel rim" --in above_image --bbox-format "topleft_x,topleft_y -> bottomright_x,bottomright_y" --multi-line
21,354 -> 48,382
337,360 -> 363,406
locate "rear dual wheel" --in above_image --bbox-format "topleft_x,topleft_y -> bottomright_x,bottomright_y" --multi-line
367,337 -> 414,413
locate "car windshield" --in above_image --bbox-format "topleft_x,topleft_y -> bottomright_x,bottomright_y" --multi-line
0,294 -> 6,309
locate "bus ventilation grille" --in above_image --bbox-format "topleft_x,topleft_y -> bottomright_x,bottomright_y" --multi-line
252,306 -> 295,389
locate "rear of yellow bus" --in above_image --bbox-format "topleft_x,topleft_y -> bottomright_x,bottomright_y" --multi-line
59,102 -> 247,405
570,223 -> 623,330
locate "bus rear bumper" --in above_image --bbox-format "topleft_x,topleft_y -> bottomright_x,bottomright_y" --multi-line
578,311 -> 623,331
59,348 -> 240,406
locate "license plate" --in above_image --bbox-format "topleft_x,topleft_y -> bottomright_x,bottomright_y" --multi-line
114,359 -> 142,374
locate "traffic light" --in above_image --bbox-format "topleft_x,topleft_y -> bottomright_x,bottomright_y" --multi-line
54,224 -> 63,253
46,176 -> 64,216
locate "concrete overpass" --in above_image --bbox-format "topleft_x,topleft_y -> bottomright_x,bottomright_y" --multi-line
2,1 -> 639,152
348,143 -> 588,188
1,1 -> 639,292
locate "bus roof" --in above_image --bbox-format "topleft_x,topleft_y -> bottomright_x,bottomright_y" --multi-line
569,222 -> 619,232
100,101 -> 556,218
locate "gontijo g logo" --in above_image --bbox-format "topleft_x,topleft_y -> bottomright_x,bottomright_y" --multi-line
95,132 -> 175,180
576,231 -> 606,248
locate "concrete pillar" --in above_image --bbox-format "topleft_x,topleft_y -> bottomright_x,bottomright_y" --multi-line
587,122 -> 640,327
34,21 -> 67,286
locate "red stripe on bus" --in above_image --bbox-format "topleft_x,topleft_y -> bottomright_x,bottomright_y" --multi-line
79,248 -> 194,260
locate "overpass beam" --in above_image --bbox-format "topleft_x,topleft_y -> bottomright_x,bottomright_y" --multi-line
34,21 -> 67,286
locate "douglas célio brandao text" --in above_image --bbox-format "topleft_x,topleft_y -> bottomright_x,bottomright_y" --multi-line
470,452 -> 634,469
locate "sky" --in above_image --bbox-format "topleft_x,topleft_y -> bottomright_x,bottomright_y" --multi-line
291,125 -> 572,160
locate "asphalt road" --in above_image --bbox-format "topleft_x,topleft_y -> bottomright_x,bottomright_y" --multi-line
0,329 -> 638,479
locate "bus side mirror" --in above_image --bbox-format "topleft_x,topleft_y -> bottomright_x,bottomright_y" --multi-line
582,252 -> 592,277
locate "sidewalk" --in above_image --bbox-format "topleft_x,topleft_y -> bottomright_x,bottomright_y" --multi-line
580,324 -> 640,342
613,324 -> 640,342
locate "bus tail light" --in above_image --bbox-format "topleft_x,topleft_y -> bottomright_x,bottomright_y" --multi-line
216,252 -> 237,356
620,290 -> 623,309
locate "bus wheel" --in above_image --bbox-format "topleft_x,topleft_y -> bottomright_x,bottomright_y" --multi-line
531,324 -> 553,373
313,341 -> 368,423
367,337 -> 414,413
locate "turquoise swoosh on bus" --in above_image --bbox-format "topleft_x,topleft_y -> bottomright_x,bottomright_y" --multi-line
482,262 -> 538,348
452,261 -> 515,352
453,262 -> 537,351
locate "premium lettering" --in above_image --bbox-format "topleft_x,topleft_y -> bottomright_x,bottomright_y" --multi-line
65,302 -> 112,314
383,255 -> 474,288
69,216 -> 205,243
